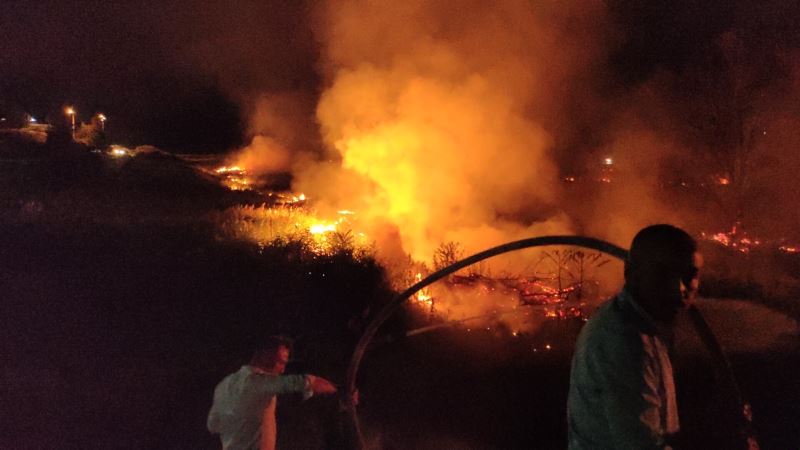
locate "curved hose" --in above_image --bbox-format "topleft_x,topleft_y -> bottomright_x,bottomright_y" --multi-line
343,234 -> 757,449
344,235 -> 627,448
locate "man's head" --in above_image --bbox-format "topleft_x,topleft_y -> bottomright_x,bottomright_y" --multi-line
624,224 -> 702,323
250,335 -> 293,374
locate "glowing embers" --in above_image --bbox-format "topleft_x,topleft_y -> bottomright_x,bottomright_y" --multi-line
214,165 -> 251,191
701,224 -> 760,254
543,306 -> 583,319
408,270 -> 592,330
700,223 -> 799,255
516,277 -> 578,305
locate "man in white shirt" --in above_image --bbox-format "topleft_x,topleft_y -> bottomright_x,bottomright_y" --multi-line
208,336 -> 338,450
568,224 -> 702,449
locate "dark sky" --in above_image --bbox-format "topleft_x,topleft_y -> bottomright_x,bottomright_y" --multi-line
1,0 -> 798,153
0,0 -> 316,152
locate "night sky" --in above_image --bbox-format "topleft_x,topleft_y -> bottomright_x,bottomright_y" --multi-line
1,0 -> 798,153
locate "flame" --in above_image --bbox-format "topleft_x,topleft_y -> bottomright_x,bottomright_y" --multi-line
213,165 -> 252,190
309,222 -> 337,235
414,272 -> 434,307
215,165 -> 245,174
313,58 -> 564,263
215,201 -> 369,255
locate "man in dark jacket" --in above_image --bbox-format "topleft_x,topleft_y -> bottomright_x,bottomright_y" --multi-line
568,224 -> 702,449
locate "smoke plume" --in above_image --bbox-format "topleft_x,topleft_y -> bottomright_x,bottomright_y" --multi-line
287,0 -> 622,262
201,0 -> 800,264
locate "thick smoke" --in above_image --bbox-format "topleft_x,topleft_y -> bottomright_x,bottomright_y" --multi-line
291,0 -> 621,262
196,0 -> 800,261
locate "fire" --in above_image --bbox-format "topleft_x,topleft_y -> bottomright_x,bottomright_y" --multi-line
213,165 -> 252,191
208,162 -> 377,254
315,59 -> 562,263
214,199 -> 369,256
215,165 -> 245,174
309,222 -> 337,235
711,232 -> 731,246
701,224 -> 800,255
414,272 -> 434,308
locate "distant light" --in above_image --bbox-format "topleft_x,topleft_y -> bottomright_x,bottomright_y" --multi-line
97,113 -> 107,122
109,145 -> 130,157
65,107 -> 75,115
29,117 -> 37,123
603,157 -> 613,165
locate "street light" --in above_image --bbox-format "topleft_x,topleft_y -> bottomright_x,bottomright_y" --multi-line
97,113 -> 107,131
65,106 -> 76,139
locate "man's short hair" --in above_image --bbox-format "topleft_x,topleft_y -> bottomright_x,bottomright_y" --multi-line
251,335 -> 294,362
625,224 -> 697,280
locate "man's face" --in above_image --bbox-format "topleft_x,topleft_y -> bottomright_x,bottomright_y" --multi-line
639,251 -> 703,323
266,346 -> 290,375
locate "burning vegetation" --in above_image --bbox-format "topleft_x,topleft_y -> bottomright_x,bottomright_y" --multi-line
208,158 -> 625,334
207,157 -> 624,336
213,201 -> 370,257
701,222 -> 800,255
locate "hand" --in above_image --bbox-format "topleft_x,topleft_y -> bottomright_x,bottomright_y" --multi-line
338,388 -> 360,411
310,376 -> 338,395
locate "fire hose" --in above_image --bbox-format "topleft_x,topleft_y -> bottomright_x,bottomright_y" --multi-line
343,235 -> 759,449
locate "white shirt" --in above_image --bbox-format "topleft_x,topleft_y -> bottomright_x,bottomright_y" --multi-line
207,365 -> 312,450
